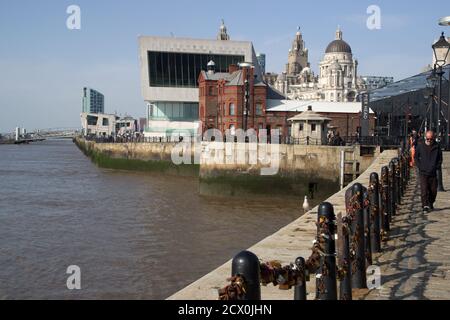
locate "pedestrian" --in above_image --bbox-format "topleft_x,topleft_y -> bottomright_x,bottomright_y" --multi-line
414,130 -> 443,213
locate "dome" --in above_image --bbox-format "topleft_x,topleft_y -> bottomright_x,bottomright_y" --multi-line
325,39 -> 352,54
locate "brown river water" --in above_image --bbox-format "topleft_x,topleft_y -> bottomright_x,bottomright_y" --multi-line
0,139 -> 303,299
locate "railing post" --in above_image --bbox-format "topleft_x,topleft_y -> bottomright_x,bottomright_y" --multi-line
363,188 -> 372,267
338,215 -> 352,300
294,257 -> 307,300
231,251 -> 261,300
389,160 -> 397,217
350,183 -> 367,289
316,202 -> 337,300
380,166 -> 391,234
394,158 -> 402,204
369,173 -> 381,253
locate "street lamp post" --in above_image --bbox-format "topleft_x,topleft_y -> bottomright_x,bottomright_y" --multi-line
427,69 -> 438,132
431,33 -> 449,192
432,32 -> 450,145
438,17 -> 450,150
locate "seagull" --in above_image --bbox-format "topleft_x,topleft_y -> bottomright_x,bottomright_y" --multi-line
302,196 -> 310,212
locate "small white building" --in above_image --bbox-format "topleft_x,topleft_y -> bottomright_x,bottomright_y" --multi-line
116,116 -> 138,136
288,106 -> 331,145
81,113 -> 118,137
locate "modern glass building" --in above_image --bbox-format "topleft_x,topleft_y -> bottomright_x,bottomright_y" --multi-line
138,34 -> 263,137
82,87 -> 104,114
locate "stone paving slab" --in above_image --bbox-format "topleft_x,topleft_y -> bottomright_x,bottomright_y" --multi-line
168,150 -> 399,300
365,152 -> 450,300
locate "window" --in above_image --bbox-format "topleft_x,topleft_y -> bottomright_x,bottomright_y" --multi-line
148,51 -> 244,88
299,124 -> 304,131
229,103 -> 235,116
87,115 -> 98,126
102,118 -> 109,126
256,103 -> 263,116
229,124 -> 236,136
311,124 -> 317,132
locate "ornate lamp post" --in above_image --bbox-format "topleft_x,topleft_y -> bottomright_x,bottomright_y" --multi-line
432,32 -> 450,142
438,17 -> 450,150
432,33 -> 449,192
426,69 -> 438,132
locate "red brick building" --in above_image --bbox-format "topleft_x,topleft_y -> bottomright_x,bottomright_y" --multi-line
198,62 -> 374,141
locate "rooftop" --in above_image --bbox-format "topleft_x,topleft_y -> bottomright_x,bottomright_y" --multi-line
267,100 -> 373,114
370,64 -> 450,102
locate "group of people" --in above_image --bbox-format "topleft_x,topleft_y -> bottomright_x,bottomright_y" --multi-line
327,132 -> 345,146
410,130 -> 444,213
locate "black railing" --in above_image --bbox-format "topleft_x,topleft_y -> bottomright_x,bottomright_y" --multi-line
80,134 -> 407,148
218,149 -> 412,300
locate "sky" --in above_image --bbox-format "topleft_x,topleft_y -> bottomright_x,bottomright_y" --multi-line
0,0 -> 449,133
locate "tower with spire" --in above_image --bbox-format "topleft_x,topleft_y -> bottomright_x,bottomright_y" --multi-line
217,19 -> 230,41
286,27 -> 309,75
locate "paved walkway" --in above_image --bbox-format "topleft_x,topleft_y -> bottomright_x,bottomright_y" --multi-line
365,152 -> 450,300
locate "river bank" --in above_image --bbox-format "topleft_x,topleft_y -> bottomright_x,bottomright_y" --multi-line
74,137 -> 380,201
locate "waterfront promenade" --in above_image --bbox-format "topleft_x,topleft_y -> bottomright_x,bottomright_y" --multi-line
169,149 -> 399,300
365,152 -> 450,300
169,151 -> 450,300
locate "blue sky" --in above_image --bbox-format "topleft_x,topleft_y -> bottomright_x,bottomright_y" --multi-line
0,0 -> 449,132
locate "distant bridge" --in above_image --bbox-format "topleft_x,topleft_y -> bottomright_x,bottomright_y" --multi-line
32,127 -> 81,139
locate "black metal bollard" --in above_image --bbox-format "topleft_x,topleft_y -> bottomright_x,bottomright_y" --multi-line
294,257 -> 307,300
369,173 -> 381,253
231,251 -> 261,300
398,156 -> 404,198
389,160 -> 397,217
380,166 -> 391,233
363,188 -> 372,267
437,167 -> 446,192
394,158 -> 402,204
339,217 -> 352,300
316,202 -> 337,300
350,183 -> 367,289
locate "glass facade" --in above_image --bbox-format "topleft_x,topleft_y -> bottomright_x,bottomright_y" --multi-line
82,87 -> 104,114
148,51 -> 245,88
149,101 -> 199,121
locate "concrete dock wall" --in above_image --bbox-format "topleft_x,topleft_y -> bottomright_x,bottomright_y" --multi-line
74,137 -> 380,199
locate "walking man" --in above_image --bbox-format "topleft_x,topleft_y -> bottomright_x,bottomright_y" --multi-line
414,131 -> 443,213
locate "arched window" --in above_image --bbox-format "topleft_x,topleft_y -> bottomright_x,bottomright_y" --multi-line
229,103 -> 235,116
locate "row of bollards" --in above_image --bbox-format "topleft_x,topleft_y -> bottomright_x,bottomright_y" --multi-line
219,150 -> 411,300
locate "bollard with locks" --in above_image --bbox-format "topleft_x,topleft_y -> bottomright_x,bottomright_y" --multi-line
394,158 -> 402,205
294,257 -> 307,300
315,202 -> 338,300
362,187 -> 373,268
348,183 -> 367,289
369,172 -> 382,253
389,160 -> 397,218
337,213 -> 352,300
380,166 -> 390,236
229,250 -> 261,300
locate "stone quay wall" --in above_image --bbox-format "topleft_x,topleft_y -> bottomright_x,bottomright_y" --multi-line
74,137 -> 380,198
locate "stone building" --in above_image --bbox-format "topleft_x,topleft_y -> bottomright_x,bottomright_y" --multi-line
288,106 -> 331,145
265,27 -> 393,102
199,61 -> 375,142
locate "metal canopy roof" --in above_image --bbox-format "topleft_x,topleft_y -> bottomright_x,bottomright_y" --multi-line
370,65 -> 450,103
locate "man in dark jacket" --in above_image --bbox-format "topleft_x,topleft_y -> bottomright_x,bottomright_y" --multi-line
414,131 -> 443,213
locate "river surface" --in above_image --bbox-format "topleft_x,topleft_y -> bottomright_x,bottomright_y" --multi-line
0,139 -> 302,299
